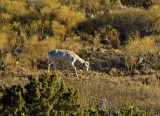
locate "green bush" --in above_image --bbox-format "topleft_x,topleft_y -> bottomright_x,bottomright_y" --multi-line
0,85 -> 25,115
25,72 -> 81,115
84,102 -> 109,116
113,104 -> 150,116
0,72 -> 82,116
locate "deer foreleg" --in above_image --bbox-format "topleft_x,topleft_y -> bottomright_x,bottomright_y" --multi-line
48,60 -> 53,72
48,63 -> 51,72
70,63 -> 78,77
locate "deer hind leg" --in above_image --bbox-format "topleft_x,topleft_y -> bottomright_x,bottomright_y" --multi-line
67,64 -> 70,76
53,61 -> 59,75
70,62 -> 78,77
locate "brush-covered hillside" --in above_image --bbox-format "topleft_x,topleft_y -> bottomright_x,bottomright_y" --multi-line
0,0 -> 160,115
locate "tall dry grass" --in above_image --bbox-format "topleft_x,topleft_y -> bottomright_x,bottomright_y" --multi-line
60,71 -> 160,115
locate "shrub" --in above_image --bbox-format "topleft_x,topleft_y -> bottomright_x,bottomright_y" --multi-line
52,21 -> 67,39
95,25 -> 120,48
20,36 -> 60,69
59,0 -> 121,13
124,36 -> 159,70
120,0 -> 153,8
0,85 -> 25,115
40,0 -> 60,15
103,6 -> 160,44
7,1 -> 29,17
113,104 -> 150,116
56,6 -> 86,28
84,102 -> 109,116
25,72 -> 81,115
0,72 -> 82,115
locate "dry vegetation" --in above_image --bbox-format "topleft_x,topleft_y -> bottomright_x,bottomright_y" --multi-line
0,0 -> 160,115
60,71 -> 160,115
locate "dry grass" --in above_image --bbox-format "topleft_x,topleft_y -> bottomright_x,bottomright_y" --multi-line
59,71 -> 160,115
0,77 -> 28,87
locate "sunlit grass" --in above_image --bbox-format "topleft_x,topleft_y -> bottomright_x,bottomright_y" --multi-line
60,71 -> 160,115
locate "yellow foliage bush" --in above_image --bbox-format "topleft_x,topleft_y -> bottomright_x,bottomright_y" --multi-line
94,25 -> 120,48
21,36 -> 61,68
148,5 -> 160,34
40,0 -> 60,15
0,13 -> 12,23
2,52 -> 16,69
126,38 -> 155,55
1,23 -> 13,32
124,36 -> 159,70
29,21 -> 41,34
7,1 -> 29,16
52,21 -> 66,39
0,0 -> 10,11
56,6 -> 86,28
7,32 -> 22,49
61,0 -> 121,13
105,6 -> 160,41
58,36 -> 83,54
0,33 -> 7,49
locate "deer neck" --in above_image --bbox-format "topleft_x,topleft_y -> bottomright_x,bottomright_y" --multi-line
75,56 -> 85,67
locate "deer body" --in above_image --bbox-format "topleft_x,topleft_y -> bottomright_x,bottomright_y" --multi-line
48,49 -> 89,77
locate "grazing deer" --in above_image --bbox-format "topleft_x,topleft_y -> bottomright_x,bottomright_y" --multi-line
48,49 -> 89,77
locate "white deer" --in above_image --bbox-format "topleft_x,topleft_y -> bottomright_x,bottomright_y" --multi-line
48,49 -> 89,77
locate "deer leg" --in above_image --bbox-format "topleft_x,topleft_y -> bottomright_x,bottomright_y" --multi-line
48,55 -> 54,72
67,64 -> 70,76
48,60 -> 53,72
70,62 -> 78,77
48,63 -> 51,72
53,61 -> 59,75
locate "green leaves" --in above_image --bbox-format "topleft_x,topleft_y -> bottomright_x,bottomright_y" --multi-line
0,85 -> 26,115
0,72 -> 81,115
113,104 -> 150,116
